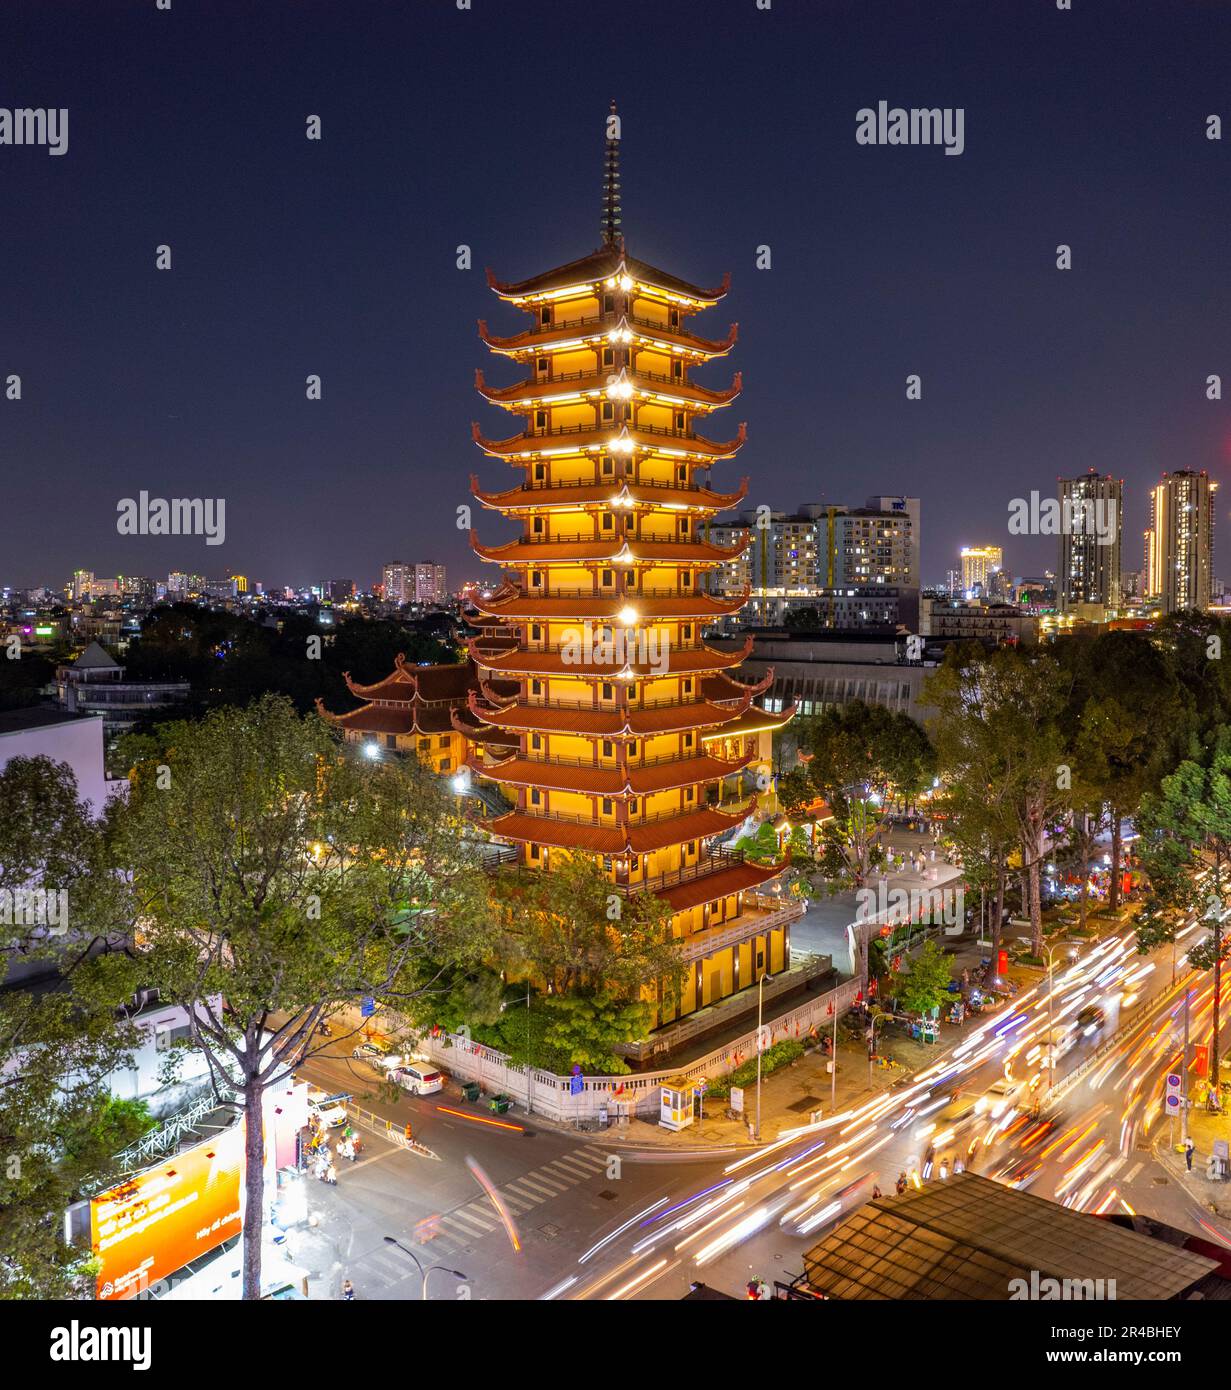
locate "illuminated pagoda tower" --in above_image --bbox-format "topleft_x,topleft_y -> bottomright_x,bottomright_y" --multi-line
463,107 -> 799,1034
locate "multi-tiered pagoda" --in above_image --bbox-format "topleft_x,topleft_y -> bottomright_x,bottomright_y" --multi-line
463,111 -> 798,1032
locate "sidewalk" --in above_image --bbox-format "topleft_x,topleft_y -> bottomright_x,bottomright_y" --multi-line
1152,1101 -> 1231,1218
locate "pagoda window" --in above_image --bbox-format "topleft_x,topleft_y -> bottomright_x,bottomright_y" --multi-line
531,624 -> 542,642
601,683 -> 614,701
532,516 -> 545,535
687,841 -> 697,856
675,412 -> 685,430
669,308 -> 679,328
628,740 -> 638,757
685,786 -> 695,802
603,293 -> 614,314
602,346 -> 614,367
683,678 -> 694,695
439,735 -> 449,748
540,307 -> 551,326
683,624 -> 693,641
600,455 -> 614,476
530,571 -> 543,587
624,514 -> 634,531
535,410 -> 547,431
440,757 -> 451,771
531,733 -> 543,751
530,788 -> 542,805
601,513 -> 614,531
601,570 -> 614,588
684,732 -> 695,749
602,740 -> 614,758
537,356 -> 548,375
601,401 -> 614,422
602,798 -> 613,816
680,518 -> 691,535
530,679 -> 542,696
682,572 -> 693,588
418,738 -> 431,751
672,360 -> 682,379
676,465 -> 687,482
386,735 -> 396,749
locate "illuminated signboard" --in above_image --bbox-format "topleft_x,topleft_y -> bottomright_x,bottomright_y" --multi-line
91,1126 -> 242,1300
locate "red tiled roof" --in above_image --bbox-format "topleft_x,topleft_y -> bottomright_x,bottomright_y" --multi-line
485,247 -> 730,303
468,636 -> 752,679
469,475 -> 750,513
473,752 -> 748,797
483,803 -> 746,855
471,697 -> 751,739
469,534 -> 747,566
469,589 -> 749,622
658,860 -> 786,913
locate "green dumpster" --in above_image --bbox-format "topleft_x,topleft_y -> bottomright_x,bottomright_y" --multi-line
489,1093 -> 511,1114
461,1081 -> 481,1103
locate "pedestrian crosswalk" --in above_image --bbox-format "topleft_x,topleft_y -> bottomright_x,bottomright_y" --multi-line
418,1145 -> 610,1255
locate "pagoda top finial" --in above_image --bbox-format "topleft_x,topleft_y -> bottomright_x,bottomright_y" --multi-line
602,99 -> 622,248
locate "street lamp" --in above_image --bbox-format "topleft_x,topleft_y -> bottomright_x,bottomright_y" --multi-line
382,1236 -> 467,1300
754,969 -> 773,1142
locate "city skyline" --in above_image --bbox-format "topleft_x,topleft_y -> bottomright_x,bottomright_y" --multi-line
5,1 -> 1231,588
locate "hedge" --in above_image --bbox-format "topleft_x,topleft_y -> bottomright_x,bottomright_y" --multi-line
706,1039 -> 806,1100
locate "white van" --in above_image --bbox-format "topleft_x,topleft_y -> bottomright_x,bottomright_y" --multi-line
395,1063 -> 444,1097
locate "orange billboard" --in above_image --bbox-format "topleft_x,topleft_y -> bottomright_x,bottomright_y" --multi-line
91,1126 -> 243,1300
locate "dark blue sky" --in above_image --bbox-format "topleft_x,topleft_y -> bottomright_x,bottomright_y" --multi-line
3,0 -> 1230,590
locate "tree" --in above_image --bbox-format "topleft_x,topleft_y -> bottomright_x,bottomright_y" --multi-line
925,646 -> 1070,955
111,694 -> 487,1299
896,940 -> 953,1017
490,854 -> 681,1003
538,993 -> 653,1074
0,757 -> 149,1298
791,702 -> 933,886
1136,732 -> 1231,1108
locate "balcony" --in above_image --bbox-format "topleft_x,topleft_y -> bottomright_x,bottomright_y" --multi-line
677,896 -> 806,963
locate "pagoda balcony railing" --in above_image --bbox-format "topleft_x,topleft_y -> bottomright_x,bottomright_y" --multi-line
521,694 -> 713,714
523,421 -> 697,443
509,530 -> 702,546
520,366 -> 710,392
511,584 -> 702,599
515,641 -> 709,657
511,803 -> 737,833
539,313 -> 603,332
507,751 -> 744,777
516,475 -> 714,495
612,845 -> 748,897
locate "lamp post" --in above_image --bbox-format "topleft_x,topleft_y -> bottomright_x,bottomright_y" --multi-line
382,1236 -> 467,1300
754,969 -> 773,1142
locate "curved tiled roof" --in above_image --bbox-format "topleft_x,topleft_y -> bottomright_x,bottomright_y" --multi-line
485,248 -> 730,303
469,474 -> 750,514
471,419 -> 747,461
468,532 -> 748,566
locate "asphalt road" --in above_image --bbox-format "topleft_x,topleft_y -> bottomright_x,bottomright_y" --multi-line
292,908 -> 1231,1301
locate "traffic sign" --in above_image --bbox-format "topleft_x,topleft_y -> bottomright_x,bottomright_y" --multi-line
1165,1072 -> 1183,1114
360,997 -> 376,1018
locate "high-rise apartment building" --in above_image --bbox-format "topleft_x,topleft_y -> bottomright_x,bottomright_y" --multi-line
382,562 -> 412,605
413,563 -> 447,605
959,545 -> 1003,598
1146,470 -> 1217,613
1058,471 -> 1122,611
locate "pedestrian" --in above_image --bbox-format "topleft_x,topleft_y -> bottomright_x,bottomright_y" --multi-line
1185,1138 -> 1195,1171
342,1279 -> 355,1301
326,1162 -> 338,1185
871,1184 -> 882,1200
895,1171 -> 907,1196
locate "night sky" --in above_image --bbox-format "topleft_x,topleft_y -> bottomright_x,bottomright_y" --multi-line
4,0 -> 1231,591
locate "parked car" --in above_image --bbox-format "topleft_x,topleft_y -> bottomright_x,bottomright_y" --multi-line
307,1091 -> 348,1128
351,1038 -> 397,1069
394,1063 -> 445,1097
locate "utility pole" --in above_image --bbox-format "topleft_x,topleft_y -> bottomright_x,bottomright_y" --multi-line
1182,985 -> 1191,1149
830,1004 -> 838,1109
754,971 -> 771,1142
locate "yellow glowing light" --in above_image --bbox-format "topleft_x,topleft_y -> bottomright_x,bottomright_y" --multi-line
618,606 -> 639,625
619,275 -> 633,291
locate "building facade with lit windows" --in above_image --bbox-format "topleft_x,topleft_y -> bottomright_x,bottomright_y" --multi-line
457,117 -> 802,1035
959,544 -> 1003,598
1058,471 -> 1122,612
1146,469 -> 1217,613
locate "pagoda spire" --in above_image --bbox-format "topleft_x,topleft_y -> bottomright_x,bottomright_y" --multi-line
601,99 -> 622,247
